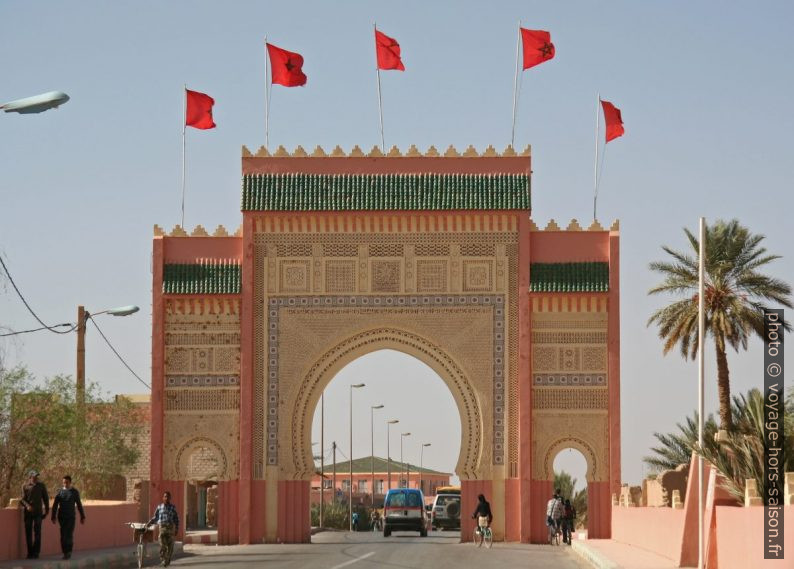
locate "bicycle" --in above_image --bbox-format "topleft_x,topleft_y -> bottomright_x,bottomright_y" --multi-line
547,518 -> 561,546
125,522 -> 154,569
473,516 -> 493,548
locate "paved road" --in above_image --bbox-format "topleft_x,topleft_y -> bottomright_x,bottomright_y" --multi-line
175,530 -> 588,569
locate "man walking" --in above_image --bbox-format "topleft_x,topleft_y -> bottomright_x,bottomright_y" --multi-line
51,475 -> 86,559
147,490 -> 179,567
19,470 -> 49,559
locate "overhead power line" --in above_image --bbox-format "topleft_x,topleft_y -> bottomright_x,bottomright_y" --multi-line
0,254 -> 78,335
0,323 -> 73,337
89,316 -> 151,390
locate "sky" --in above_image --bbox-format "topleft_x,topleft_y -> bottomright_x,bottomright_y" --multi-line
1,1 -> 792,488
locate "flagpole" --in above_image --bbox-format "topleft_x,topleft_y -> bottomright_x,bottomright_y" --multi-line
181,84 -> 187,229
374,23 -> 385,152
697,216 -> 705,569
265,36 -> 270,150
510,21 -> 522,148
593,93 -> 600,221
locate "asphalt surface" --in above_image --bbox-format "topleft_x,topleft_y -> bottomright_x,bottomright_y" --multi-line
174,530 -> 589,569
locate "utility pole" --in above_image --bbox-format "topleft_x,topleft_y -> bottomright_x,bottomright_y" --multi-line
320,393 -> 324,527
332,441 -> 337,503
76,305 -> 86,409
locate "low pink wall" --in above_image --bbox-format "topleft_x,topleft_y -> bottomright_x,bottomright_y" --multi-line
612,506 -> 686,564
0,501 -> 138,562
715,505 -> 793,569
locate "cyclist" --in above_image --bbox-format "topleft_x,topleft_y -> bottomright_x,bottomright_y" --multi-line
545,491 -> 563,544
562,499 -> 576,545
471,493 -> 492,536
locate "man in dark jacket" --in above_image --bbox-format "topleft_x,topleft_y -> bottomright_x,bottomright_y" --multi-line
19,470 -> 49,559
51,475 -> 86,559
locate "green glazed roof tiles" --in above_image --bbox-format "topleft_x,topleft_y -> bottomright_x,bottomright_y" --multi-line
163,261 -> 241,295
241,173 -> 530,211
530,262 -> 609,293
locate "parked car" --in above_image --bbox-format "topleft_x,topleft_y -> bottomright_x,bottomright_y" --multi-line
383,488 -> 427,537
431,488 -> 461,530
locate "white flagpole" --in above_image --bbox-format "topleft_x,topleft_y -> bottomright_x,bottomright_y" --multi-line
374,23 -> 385,152
181,84 -> 187,229
593,93 -> 600,221
697,216 -> 705,569
265,36 -> 270,150
510,21 -> 522,148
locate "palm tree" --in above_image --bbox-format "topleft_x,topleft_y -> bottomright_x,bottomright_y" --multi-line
648,219 -> 792,430
643,412 -> 718,472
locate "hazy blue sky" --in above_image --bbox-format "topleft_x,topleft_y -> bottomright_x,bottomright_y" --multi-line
1,1 -> 792,487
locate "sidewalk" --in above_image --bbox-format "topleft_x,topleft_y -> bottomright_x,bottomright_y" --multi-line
572,538 -> 678,569
0,542 -> 183,569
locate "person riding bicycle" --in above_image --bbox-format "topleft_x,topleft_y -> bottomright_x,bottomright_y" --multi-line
562,499 -> 576,544
471,493 -> 493,528
545,490 -> 563,542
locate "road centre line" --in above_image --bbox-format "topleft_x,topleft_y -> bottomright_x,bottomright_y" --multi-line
330,551 -> 376,569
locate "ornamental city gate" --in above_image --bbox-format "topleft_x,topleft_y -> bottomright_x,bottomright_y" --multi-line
149,144 -> 620,544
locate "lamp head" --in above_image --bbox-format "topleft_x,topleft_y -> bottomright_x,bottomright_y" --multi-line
372,404 -> 384,409
351,383 -> 365,388
107,305 -> 140,316
402,432 -> 411,437
388,419 -> 399,424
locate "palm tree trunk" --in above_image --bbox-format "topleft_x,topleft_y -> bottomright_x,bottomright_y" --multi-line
715,343 -> 733,431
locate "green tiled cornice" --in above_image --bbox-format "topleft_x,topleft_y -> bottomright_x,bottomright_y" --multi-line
530,262 -> 609,292
241,173 -> 530,211
163,261 -> 241,294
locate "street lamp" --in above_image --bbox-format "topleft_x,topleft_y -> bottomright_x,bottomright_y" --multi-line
349,383 -> 365,531
370,404 -> 384,506
400,432 -> 411,488
420,443 -> 431,494
77,304 -> 140,405
386,419 -> 399,492
1,91 -> 70,114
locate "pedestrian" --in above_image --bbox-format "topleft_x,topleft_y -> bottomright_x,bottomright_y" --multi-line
147,491 -> 179,567
19,470 -> 49,559
51,475 -> 86,559
352,510 -> 360,531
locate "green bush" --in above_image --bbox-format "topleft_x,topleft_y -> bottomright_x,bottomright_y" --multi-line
311,501 -> 377,530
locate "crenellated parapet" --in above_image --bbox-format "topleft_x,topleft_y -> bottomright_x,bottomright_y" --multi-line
529,218 -> 619,232
242,144 -> 531,159
154,224 -> 242,237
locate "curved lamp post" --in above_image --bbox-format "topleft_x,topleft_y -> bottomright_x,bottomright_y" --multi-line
370,404 -> 384,506
77,304 -> 139,404
349,383 -> 365,531
420,443 -> 431,494
400,432 -> 411,488
386,419 -> 399,491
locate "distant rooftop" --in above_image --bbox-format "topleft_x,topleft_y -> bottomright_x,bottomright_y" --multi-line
318,455 -> 450,476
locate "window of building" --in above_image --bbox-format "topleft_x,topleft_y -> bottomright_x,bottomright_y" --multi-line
376,480 -> 384,494
322,479 -> 333,489
358,480 -> 367,493
342,480 -> 350,491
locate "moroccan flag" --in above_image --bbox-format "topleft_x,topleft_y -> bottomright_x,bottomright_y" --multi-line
601,100 -> 625,142
185,89 -> 216,130
520,28 -> 555,70
266,43 -> 307,87
375,29 -> 405,71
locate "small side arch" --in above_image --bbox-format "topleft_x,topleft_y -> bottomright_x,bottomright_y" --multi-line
542,437 -> 599,482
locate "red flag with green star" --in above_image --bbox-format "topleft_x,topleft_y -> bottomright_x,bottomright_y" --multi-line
520,28 -> 555,69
